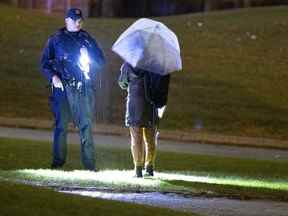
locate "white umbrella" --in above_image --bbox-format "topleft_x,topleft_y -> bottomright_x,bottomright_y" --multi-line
112,18 -> 182,75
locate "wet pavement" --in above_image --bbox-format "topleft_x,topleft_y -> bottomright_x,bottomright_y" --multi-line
0,126 -> 288,161
62,189 -> 288,216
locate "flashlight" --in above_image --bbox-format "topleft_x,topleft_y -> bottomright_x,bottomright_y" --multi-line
79,46 -> 91,80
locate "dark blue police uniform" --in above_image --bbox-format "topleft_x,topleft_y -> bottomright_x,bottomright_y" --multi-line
41,27 -> 105,170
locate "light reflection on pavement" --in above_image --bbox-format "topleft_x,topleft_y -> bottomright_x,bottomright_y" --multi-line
61,190 -> 288,216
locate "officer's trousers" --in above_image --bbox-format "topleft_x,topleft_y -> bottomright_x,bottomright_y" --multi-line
129,127 -> 157,169
49,84 -> 95,170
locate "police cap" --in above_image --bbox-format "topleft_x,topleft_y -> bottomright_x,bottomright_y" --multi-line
65,8 -> 83,21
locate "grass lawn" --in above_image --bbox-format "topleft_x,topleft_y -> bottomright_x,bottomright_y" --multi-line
0,137 -> 287,204
1,181 -> 197,216
1,4 -> 288,139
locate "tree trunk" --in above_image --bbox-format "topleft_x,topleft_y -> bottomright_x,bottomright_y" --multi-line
80,0 -> 89,17
65,0 -> 71,10
243,0 -> 252,7
101,0 -> 114,17
46,0 -> 53,14
233,0 -> 241,8
97,0 -> 103,16
204,0 -> 221,11
11,0 -> 19,6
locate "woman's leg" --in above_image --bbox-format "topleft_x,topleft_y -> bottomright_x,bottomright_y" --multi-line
143,127 -> 157,176
129,127 -> 144,177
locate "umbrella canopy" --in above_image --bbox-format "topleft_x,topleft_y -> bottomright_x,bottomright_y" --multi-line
112,18 -> 182,75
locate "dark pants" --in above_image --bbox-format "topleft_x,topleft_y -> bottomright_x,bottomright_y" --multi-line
49,83 -> 96,170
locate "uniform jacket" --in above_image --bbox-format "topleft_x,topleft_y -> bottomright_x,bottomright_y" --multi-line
41,27 -> 105,83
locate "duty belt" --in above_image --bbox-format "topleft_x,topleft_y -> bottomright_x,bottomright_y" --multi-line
63,78 -> 77,87
63,78 -> 87,95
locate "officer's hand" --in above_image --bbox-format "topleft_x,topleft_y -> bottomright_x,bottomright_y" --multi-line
52,75 -> 64,91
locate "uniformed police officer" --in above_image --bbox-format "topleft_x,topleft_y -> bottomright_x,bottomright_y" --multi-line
40,8 -> 105,171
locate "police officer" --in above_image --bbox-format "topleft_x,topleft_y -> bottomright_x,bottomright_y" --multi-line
40,8 -> 105,171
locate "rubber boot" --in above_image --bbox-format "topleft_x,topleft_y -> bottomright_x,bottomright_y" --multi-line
134,166 -> 143,178
144,165 -> 154,177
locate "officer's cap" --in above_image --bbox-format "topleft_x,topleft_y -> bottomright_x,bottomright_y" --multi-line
65,8 -> 83,21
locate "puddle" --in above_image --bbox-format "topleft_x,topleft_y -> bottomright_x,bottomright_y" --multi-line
60,189 -> 288,216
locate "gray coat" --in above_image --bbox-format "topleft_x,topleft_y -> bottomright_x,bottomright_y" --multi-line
118,63 -> 158,128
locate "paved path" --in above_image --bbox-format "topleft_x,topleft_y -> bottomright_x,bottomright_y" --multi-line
0,126 -> 287,161
62,190 -> 288,216
1,117 -> 288,149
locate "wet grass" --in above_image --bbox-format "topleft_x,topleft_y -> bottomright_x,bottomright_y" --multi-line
1,5 -> 288,138
0,138 -> 287,202
0,180 -> 195,216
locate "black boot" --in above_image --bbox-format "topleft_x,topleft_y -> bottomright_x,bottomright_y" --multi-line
144,165 -> 154,177
51,163 -> 63,170
134,166 -> 143,178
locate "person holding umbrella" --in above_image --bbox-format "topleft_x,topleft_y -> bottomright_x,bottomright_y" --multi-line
113,18 -> 182,177
118,62 -> 170,177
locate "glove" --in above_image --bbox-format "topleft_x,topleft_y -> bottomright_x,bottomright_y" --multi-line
52,75 -> 64,91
